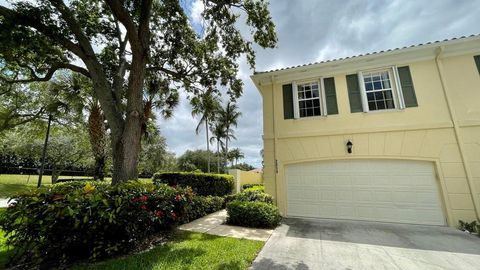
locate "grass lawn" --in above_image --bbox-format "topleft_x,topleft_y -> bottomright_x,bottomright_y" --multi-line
0,174 -> 151,198
0,208 -> 10,269
74,230 -> 264,270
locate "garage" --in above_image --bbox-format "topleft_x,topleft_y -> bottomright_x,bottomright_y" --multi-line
286,159 -> 446,225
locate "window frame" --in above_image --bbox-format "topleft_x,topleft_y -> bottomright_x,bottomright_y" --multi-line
292,78 -> 328,119
358,66 -> 406,113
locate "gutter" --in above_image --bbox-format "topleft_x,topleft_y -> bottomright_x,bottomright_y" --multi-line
435,46 -> 480,220
270,75 -> 280,207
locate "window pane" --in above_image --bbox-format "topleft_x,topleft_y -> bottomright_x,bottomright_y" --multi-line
365,82 -> 373,91
300,109 -> 306,118
298,91 -> 304,99
375,91 -> 384,100
306,90 -> 312,98
373,81 -> 382,90
313,99 -> 320,107
312,89 -> 319,98
299,101 -> 305,109
368,102 -> 376,111
386,99 -> 394,109
377,101 -> 386,110
384,91 -> 393,99
367,92 -> 374,101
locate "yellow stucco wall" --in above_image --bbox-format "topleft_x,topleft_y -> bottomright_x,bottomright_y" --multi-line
256,47 -> 480,226
228,169 -> 263,193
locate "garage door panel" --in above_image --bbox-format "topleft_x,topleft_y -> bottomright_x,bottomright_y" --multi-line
286,159 -> 445,225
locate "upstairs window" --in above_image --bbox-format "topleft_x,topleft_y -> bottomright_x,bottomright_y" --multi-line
297,82 -> 321,117
362,70 -> 396,111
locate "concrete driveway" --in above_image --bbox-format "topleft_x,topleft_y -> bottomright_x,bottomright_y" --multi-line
251,218 -> 480,270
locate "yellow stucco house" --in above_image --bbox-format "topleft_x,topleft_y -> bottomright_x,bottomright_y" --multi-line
251,35 -> 480,227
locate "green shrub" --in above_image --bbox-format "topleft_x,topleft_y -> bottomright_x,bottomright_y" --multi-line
225,189 -> 273,204
153,172 -> 234,196
183,196 -> 224,223
226,201 -> 281,228
0,181 -> 193,268
242,183 -> 263,190
243,185 -> 265,193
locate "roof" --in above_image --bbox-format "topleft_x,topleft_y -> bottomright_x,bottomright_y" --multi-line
254,34 -> 480,75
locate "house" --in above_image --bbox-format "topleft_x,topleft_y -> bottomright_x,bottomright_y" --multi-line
251,35 -> 480,227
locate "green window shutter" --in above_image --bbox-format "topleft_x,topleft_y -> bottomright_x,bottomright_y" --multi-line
474,55 -> 480,74
323,77 -> 338,115
346,74 -> 363,113
397,66 -> 418,107
282,84 -> 294,119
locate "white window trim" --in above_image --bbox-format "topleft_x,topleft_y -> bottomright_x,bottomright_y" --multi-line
292,79 -> 327,119
358,66 -> 404,113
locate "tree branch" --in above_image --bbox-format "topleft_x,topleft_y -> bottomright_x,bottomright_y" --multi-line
0,5 -> 85,59
0,63 -> 90,84
104,0 -> 141,52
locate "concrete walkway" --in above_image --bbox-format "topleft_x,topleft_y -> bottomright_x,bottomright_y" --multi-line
0,198 -> 10,208
178,210 -> 273,241
251,217 -> 480,270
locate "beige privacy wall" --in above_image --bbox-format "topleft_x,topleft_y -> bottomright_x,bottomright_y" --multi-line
228,169 -> 263,193
259,50 -> 480,226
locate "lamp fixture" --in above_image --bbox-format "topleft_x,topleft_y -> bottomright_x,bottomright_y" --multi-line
346,140 -> 353,154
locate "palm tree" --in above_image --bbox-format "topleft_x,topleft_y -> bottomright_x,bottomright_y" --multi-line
229,148 -> 244,166
209,121 -> 226,173
87,101 -> 107,180
219,102 -> 242,170
191,91 -> 220,173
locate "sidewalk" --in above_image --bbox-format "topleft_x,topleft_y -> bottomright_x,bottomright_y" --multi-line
178,210 -> 273,241
0,198 -> 10,208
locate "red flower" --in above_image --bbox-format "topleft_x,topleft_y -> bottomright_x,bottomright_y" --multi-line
140,195 -> 148,202
175,195 -> 182,202
170,212 -> 177,220
140,205 -> 147,210
154,210 -> 164,218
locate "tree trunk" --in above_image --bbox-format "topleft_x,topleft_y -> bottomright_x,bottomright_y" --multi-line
224,132 -> 229,173
206,120 -> 210,173
216,141 -> 220,174
51,167 -> 60,184
110,49 -> 147,184
93,156 -> 105,181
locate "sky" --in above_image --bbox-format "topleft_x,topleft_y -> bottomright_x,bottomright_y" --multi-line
160,0 -> 480,168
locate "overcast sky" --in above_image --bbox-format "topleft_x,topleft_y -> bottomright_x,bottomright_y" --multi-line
159,0 -> 480,167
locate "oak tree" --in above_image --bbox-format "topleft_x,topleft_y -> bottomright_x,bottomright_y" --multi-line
0,0 -> 277,183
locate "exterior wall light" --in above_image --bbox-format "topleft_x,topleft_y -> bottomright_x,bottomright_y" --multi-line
346,140 -> 353,154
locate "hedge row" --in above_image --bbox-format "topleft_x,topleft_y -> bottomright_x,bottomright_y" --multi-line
153,172 -> 234,196
183,196 -> 224,224
226,201 -> 281,229
226,184 -> 281,229
0,181 -> 194,268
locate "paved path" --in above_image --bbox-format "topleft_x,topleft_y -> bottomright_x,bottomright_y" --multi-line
178,210 -> 273,241
251,217 -> 480,270
0,198 -> 9,208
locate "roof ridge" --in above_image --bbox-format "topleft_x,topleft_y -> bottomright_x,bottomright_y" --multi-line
254,34 -> 480,75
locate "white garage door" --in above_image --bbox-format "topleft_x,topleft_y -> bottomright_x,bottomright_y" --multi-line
286,159 -> 445,225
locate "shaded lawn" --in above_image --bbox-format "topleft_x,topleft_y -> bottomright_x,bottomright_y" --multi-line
0,208 -> 10,269
73,230 -> 264,270
0,174 -> 151,198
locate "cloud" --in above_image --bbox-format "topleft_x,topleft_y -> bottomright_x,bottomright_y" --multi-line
159,0 -> 480,168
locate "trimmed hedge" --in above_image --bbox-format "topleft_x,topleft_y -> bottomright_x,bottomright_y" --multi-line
183,196 -> 224,223
226,201 -> 281,228
0,181 -> 193,268
243,185 -> 265,193
153,172 -> 234,196
225,190 -> 273,205
242,183 -> 263,190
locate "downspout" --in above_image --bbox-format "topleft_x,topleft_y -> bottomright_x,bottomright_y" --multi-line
435,46 -> 480,220
271,75 -> 279,207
